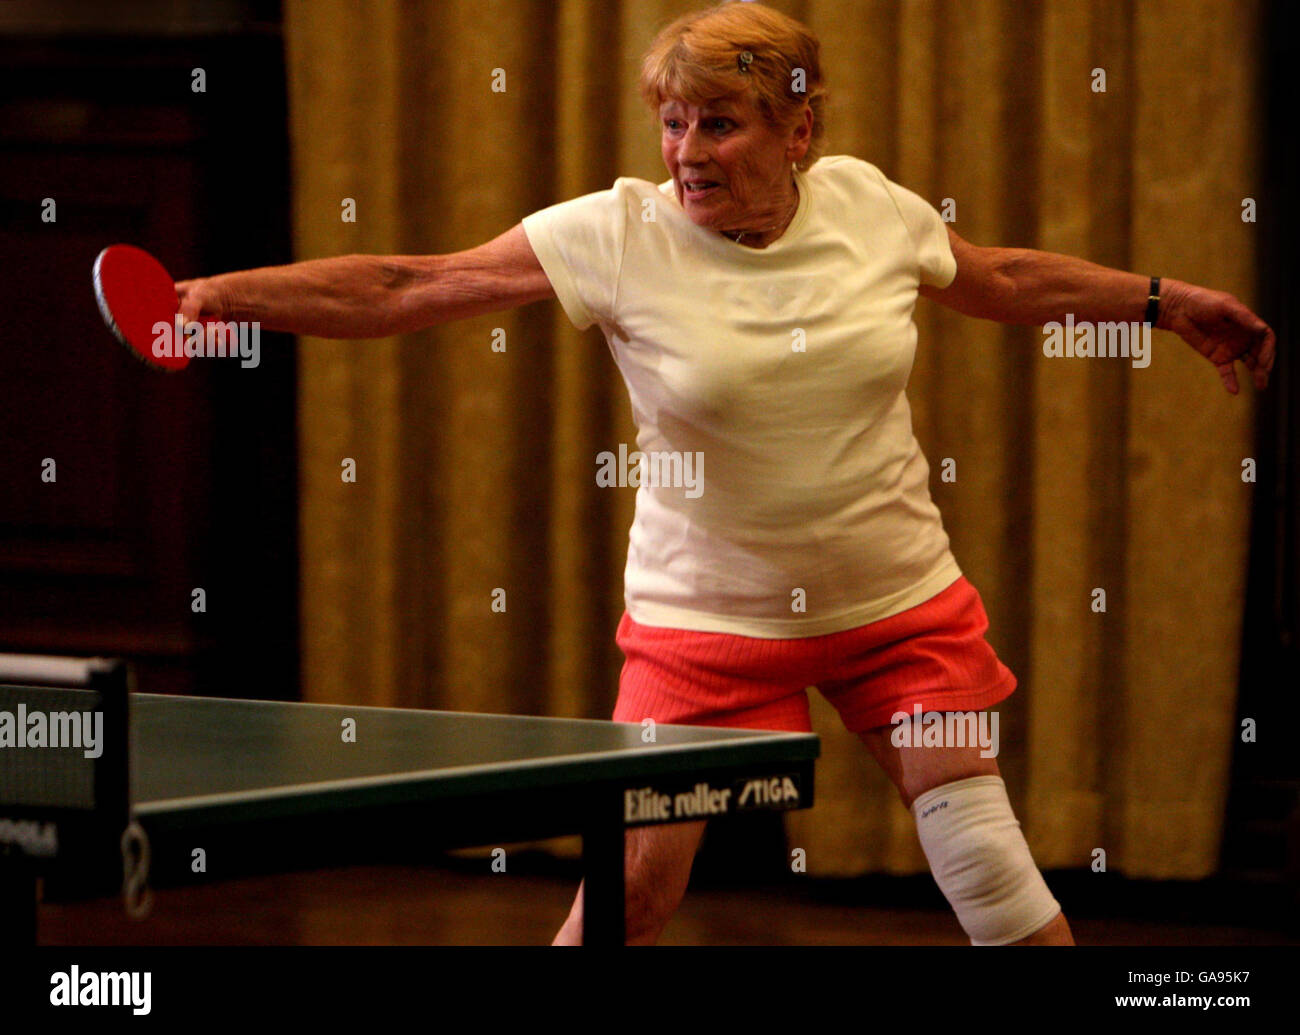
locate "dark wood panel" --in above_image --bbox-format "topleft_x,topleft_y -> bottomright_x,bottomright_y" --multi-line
0,24 -> 297,699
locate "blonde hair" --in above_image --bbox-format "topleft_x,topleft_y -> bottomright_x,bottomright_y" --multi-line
638,1 -> 828,171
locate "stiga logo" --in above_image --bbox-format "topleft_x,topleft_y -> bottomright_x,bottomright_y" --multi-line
737,775 -> 800,808
50,966 -> 151,1015
0,817 -> 57,857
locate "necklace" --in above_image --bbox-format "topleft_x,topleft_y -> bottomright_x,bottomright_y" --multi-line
723,181 -> 799,246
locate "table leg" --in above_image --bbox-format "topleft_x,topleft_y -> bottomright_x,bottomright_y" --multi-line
581,796 -> 625,946
0,869 -> 37,947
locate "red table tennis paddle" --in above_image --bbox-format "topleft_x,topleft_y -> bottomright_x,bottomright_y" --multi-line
92,244 -> 191,372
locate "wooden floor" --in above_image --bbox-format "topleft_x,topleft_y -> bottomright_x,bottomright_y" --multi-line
37,861 -> 1300,946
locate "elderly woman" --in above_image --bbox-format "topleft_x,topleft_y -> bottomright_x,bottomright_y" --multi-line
178,1 -> 1274,946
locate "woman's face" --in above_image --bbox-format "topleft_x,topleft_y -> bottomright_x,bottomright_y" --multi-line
659,93 -> 810,237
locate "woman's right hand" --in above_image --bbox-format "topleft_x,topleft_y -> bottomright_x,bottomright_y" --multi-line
175,276 -> 236,325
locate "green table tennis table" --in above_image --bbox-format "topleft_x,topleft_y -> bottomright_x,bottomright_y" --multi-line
0,658 -> 818,945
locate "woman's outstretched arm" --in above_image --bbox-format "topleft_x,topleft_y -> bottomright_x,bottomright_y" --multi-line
921,227 -> 1276,395
175,223 -> 554,339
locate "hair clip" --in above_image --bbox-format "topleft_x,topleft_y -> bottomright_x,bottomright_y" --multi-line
737,50 -> 754,74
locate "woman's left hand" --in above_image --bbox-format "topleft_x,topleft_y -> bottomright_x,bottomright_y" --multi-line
1161,279 -> 1277,395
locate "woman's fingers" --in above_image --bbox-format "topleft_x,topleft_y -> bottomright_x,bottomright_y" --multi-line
175,278 -> 215,324
1241,325 -> 1274,390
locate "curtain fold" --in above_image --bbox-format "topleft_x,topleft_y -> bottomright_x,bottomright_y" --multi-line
284,0 -> 1261,879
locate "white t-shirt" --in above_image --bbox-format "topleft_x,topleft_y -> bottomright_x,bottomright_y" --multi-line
522,154 -> 961,638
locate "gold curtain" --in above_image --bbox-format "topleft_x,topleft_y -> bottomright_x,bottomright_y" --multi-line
284,0 -> 1262,879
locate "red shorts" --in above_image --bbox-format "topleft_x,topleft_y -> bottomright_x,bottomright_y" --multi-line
613,576 -> 1015,734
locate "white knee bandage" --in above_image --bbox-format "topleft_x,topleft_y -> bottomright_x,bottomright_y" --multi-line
911,775 -> 1060,945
